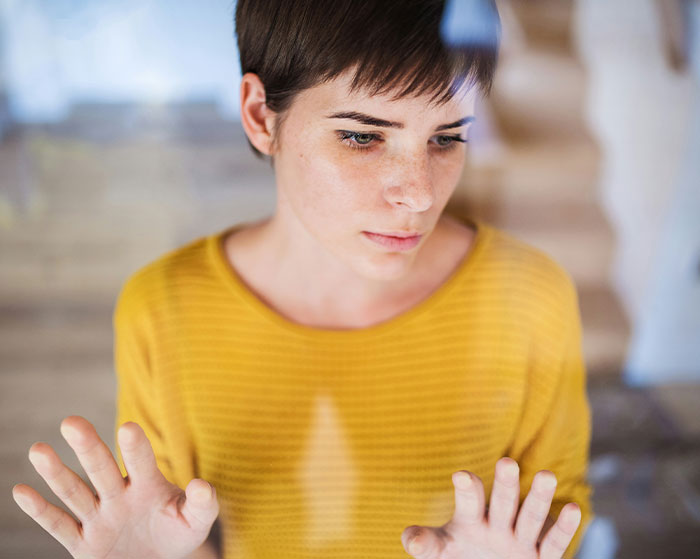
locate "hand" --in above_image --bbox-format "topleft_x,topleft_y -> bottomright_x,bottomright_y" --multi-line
12,416 -> 220,559
401,457 -> 582,559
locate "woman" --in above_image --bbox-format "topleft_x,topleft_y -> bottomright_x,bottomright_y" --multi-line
12,1 -> 593,558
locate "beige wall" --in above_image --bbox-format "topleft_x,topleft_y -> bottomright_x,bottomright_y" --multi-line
573,0 -> 700,382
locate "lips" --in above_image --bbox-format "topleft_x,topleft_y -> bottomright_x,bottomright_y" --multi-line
362,231 -> 423,251
366,231 -> 423,238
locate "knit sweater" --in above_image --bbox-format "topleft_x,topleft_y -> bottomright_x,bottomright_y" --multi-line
113,215 -> 593,558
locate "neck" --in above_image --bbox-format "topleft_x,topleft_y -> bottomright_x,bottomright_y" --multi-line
254,210 -> 440,325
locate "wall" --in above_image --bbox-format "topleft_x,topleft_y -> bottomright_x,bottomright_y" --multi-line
3,0 -> 698,383
574,0 -> 700,383
0,0 -> 242,122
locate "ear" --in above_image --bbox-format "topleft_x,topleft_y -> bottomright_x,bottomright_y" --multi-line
239,72 -> 278,156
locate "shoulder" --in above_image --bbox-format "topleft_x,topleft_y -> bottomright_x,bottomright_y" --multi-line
487,225 -> 577,300
113,233 -> 212,323
482,229 -> 586,395
479,225 -> 580,338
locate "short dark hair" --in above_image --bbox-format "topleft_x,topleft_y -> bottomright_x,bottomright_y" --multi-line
234,0 -> 501,162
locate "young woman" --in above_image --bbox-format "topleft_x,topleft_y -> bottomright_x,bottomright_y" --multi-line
12,1 -> 593,558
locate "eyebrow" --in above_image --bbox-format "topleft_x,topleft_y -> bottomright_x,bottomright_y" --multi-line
325,111 -> 475,131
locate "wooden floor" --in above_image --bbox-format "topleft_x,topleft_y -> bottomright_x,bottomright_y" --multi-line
1,106 -> 699,558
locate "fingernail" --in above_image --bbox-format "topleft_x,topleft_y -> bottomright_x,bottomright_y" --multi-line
409,536 -> 424,555
193,483 -> 212,501
60,423 -> 80,442
502,461 -> 519,477
454,471 -> 472,489
118,425 -> 137,445
540,474 -> 557,491
28,449 -> 49,469
13,489 -> 34,515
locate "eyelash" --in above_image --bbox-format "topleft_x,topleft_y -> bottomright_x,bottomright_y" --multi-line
336,131 -> 468,153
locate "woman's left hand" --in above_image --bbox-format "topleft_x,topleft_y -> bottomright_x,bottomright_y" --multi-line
401,457 -> 582,559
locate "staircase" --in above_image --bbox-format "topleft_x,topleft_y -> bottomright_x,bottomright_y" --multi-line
447,0 -> 630,377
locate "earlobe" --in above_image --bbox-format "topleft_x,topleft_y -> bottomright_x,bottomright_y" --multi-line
239,72 -> 275,156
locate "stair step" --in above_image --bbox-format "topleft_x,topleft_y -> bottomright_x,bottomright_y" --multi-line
507,0 -> 576,55
492,49 -> 590,142
497,230 -> 611,288
459,138 -> 602,207
578,284 -> 631,375
0,301 -> 114,361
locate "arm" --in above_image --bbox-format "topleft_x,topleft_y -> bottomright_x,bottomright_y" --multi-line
113,277 -> 178,485
401,274 -> 592,559
113,273 -> 197,489
508,280 -> 594,559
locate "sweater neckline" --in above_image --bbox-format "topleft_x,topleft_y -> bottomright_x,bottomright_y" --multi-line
207,215 -> 492,340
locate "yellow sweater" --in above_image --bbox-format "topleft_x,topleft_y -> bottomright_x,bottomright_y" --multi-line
113,216 -> 593,559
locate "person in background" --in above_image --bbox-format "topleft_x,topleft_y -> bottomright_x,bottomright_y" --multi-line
12,1 -> 593,557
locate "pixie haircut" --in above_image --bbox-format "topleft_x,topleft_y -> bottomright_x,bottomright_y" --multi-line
234,0 -> 501,162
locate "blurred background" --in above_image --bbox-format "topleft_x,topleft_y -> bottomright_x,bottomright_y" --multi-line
1,0 -> 699,557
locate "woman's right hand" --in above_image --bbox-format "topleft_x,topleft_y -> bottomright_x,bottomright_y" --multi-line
12,416 -> 220,559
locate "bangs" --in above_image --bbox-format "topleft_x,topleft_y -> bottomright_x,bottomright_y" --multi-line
346,43 -> 499,107
309,1 -> 499,106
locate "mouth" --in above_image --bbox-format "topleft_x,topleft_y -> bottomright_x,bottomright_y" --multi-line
362,231 -> 423,251
366,231 -> 424,238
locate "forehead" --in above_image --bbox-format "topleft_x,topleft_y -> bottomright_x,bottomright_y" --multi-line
296,68 -> 477,123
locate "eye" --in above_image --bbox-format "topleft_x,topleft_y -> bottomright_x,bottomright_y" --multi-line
337,131 -> 379,151
336,131 -> 468,153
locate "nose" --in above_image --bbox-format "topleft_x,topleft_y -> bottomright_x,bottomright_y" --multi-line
383,153 -> 435,212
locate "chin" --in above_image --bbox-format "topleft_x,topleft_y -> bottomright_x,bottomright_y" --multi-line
355,252 -> 417,282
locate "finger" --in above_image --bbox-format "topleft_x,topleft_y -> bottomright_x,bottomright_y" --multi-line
118,421 -> 165,486
401,525 -> 446,558
180,479 -> 220,534
60,416 -> 125,502
28,442 -> 98,523
487,457 -> 520,531
513,470 -> 558,548
12,483 -> 81,555
446,470 -> 486,533
538,502 -> 582,559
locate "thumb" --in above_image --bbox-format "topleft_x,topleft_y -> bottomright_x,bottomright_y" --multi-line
401,525 -> 444,558
181,478 -> 219,532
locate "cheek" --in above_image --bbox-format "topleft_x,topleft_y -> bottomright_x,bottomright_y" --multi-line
438,153 -> 466,193
296,146 -> 375,221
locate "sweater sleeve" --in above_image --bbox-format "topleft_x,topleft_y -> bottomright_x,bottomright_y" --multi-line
112,276 -> 179,488
509,278 -> 594,559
